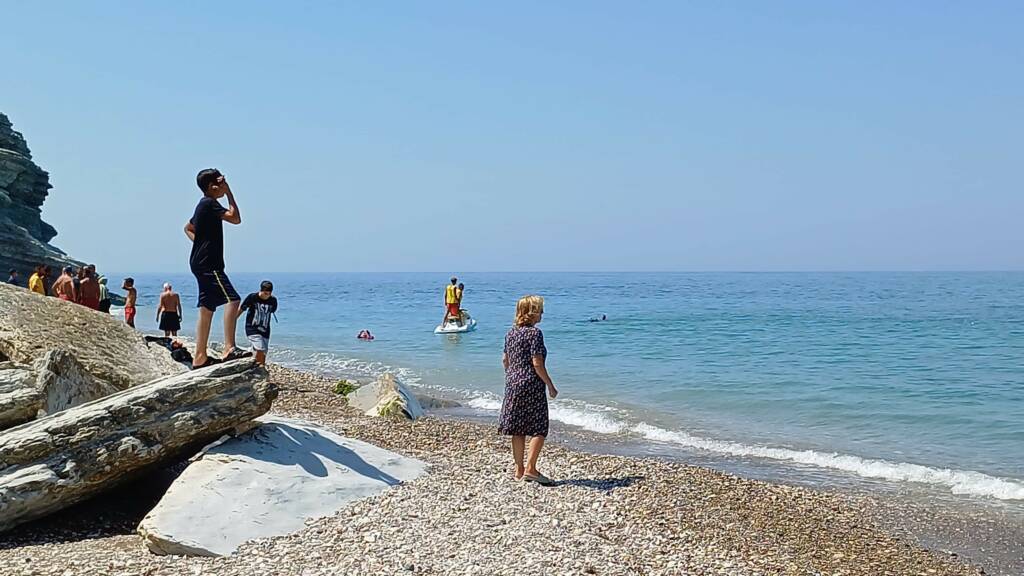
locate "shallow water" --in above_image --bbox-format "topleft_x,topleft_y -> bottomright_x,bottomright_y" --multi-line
122,272 -> 1023,507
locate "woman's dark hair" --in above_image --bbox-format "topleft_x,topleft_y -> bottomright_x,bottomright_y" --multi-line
196,168 -> 222,193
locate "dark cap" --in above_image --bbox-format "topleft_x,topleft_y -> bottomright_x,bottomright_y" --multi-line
260,280 -> 274,292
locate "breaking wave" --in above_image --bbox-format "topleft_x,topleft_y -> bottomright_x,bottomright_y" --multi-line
272,348 -> 1024,501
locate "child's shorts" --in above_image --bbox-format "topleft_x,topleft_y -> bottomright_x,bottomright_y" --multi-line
248,334 -> 270,352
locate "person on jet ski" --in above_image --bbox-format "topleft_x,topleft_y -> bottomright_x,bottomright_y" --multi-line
443,276 -> 463,327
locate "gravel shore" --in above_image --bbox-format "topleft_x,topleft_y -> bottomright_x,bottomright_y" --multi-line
0,365 -> 982,576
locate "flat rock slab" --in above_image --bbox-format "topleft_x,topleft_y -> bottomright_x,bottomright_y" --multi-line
138,415 -> 427,557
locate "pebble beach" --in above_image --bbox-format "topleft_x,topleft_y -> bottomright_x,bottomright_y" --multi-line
0,366 -> 983,576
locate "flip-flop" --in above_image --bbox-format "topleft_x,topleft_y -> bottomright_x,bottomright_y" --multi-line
523,473 -> 555,486
191,357 -> 222,370
222,348 -> 253,361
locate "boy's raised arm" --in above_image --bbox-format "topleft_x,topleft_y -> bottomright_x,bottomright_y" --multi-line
221,179 -> 242,225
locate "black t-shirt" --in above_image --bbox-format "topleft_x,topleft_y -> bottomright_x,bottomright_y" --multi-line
241,293 -> 278,338
189,197 -> 227,273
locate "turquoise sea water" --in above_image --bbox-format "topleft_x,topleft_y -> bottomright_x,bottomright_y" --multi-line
122,272 -> 1024,504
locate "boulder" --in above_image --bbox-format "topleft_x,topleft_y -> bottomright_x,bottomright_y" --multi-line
0,282 -> 186,388
138,415 -> 426,556
0,365 -> 37,430
0,349 -> 120,430
0,359 -> 276,533
34,348 -> 121,417
348,373 -> 425,420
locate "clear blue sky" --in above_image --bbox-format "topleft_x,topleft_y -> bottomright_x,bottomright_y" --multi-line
2,1 -> 1021,272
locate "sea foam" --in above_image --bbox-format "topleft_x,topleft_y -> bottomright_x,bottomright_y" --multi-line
273,348 -> 1024,501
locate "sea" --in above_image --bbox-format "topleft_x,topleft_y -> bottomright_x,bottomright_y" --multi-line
121,272 -> 1023,565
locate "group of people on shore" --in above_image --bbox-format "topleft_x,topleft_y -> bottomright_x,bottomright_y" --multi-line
11,263 -> 115,314
11,262 -> 146,329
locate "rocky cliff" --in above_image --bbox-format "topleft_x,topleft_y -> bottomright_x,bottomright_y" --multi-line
0,112 -> 83,276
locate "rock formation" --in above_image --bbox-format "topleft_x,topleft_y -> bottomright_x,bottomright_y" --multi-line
138,416 -> 426,556
0,282 -> 185,389
0,359 -> 277,533
0,349 -> 119,430
348,373 -> 425,420
0,112 -> 83,276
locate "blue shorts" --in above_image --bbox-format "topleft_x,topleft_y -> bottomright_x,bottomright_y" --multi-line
193,270 -> 240,311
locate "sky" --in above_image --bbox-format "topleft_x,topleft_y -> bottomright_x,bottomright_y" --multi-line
1,1 -> 1021,273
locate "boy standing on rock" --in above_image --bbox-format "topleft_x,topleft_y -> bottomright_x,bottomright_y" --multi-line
184,168 -> 250,369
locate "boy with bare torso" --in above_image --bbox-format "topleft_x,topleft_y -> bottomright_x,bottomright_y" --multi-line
122,278 -> 137,328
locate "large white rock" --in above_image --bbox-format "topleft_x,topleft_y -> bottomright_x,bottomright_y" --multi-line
0,359 -> 275,532
347,373 -> 425,420
0,350 -> 121,431
0,282 -> 185,388
137,415 -> 427,556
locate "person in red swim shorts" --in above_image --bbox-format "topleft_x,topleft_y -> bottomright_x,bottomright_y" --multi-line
442,276 -> 464,327
122,277 -> 137,328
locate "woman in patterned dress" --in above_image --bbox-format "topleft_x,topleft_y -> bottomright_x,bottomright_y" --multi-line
499,295 -> 559,485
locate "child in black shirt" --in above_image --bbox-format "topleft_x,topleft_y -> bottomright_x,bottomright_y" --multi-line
241,280 -> 278,366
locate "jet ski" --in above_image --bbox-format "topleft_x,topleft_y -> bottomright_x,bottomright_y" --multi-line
435,310 -> 477,334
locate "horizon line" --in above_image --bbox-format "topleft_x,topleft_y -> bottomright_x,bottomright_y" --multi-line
97,269 -> 1024,275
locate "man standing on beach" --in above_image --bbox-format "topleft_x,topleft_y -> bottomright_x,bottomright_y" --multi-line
122,278 -> 137,327
78,266 -> 101,310
52,267 -> 77,301
41,266 -> 53,296
157,283 -> 183,337
184,168 -> 248,368
28,266 -> 46,295
97,277 -> 111,312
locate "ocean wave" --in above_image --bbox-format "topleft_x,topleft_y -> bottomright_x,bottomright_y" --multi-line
271,347 -> 1024,501
273,348 -> 422,385
631,423 -> 1024,501
467,395 -> 627,435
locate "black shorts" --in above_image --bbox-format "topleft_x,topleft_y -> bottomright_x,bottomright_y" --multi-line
193,270 -> 240,311
159,311 -> 181,331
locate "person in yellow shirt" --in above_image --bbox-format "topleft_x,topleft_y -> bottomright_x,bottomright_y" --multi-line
442,276 -> 463,327
28,265 -> 46,295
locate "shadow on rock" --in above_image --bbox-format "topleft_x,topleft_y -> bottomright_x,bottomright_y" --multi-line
215,423 -> 402,485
